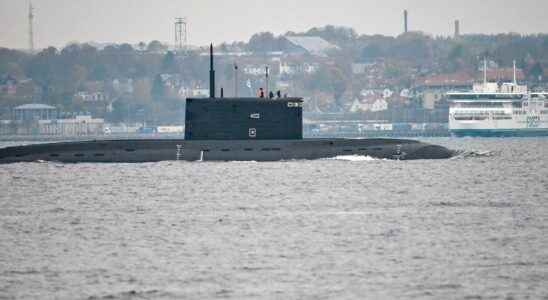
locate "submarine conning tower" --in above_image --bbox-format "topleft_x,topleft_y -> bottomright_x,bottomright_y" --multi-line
184,44 -> 303,140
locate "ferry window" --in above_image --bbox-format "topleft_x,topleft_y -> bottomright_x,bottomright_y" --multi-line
261,148 -> 271,151
50,154 -> 60,157
272,148 -> 281,151
221,149 -> 230,152
202,149 -> 210,152
344,149 -> 353,152
94,153 -> 105,157
512,102 -> 522,108
244,148 -> 253,151
74,153 -> 84,157
125,149 -> 136,152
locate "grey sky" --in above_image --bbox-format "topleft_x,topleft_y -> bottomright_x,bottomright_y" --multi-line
1,0 -> 548,49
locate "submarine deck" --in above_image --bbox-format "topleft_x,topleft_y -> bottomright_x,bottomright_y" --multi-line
0,138 -> 452,163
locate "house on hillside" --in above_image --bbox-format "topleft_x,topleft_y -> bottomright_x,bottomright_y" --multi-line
243,65 -> 265,76
0,75 -> 17,95
279,60 -> 318,76
415,72 -> 475,109
74,91 -> 108,102
283,36 -> 338,57
112,78 -> 134,94
350,90 -> 389,113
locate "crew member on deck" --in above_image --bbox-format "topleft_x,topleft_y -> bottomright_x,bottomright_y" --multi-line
259,88 -> 265,98
277,90 -> 282,98
269,91 -> 274,99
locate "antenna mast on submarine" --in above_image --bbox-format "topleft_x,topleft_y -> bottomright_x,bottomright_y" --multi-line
234,63 -> 239,97
265,66 -> 269,97
209,44 -> 215,98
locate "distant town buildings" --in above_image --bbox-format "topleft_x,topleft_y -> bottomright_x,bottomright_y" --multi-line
283,36 -> 338,57
38,115 -> 104,136
14,103 -> 57,121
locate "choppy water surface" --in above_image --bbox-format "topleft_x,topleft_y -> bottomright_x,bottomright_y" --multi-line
1,138 -> 547,299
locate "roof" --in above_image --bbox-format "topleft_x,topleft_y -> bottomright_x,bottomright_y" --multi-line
485,68 -> 525,81
285,36 -> 337,56
417,72 -> 475,88
14,104 -> 56,110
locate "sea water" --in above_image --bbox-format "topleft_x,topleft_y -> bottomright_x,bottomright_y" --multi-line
0,138 -> 547,299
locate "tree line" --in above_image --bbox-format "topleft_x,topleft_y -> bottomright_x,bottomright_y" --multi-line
1,26 -> 547,121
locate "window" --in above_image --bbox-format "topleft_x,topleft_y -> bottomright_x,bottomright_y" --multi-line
512,102 -> 522,108
125,149 -> 136,152
74,153 -> 84,157
50,154 -> 60,157
244,148 -> 253,151
94,153 -> 105,157
221,149 -> 230,152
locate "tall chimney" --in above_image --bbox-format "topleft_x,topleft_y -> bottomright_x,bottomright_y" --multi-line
209,44 -> 215,98
404,10 -> 408,33
454,20 -> 460,38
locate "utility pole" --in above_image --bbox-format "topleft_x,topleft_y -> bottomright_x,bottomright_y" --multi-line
454,20 -> 461,39
28,1 -> 35,53
403,10 -> 408,34
265,66 -> 269,97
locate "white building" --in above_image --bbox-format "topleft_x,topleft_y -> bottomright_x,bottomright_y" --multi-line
38,116 -> 104,136
350,98 -> 388,113
75,91 -> 108,102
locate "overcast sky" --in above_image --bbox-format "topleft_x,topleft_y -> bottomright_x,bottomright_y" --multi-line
1,0 -> 548,49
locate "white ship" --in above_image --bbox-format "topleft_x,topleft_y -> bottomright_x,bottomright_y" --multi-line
448,62 -> 548,137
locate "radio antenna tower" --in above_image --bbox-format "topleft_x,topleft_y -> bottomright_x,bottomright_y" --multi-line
28,1 -> 35,52
174,17 -> 188,53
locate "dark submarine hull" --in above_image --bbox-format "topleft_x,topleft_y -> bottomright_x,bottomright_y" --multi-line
0,138 -> 453,163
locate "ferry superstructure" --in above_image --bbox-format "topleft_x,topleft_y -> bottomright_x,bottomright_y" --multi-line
448,63 -> 548,137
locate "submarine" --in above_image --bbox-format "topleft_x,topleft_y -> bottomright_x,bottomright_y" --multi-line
0,45 -> 454,164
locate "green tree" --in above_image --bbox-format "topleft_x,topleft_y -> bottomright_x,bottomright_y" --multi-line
530,62 -> 543,80
248,32 -> 282,52
161,51 -> 177,73
151,74 -> 165,99
147,40 -> 166,53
